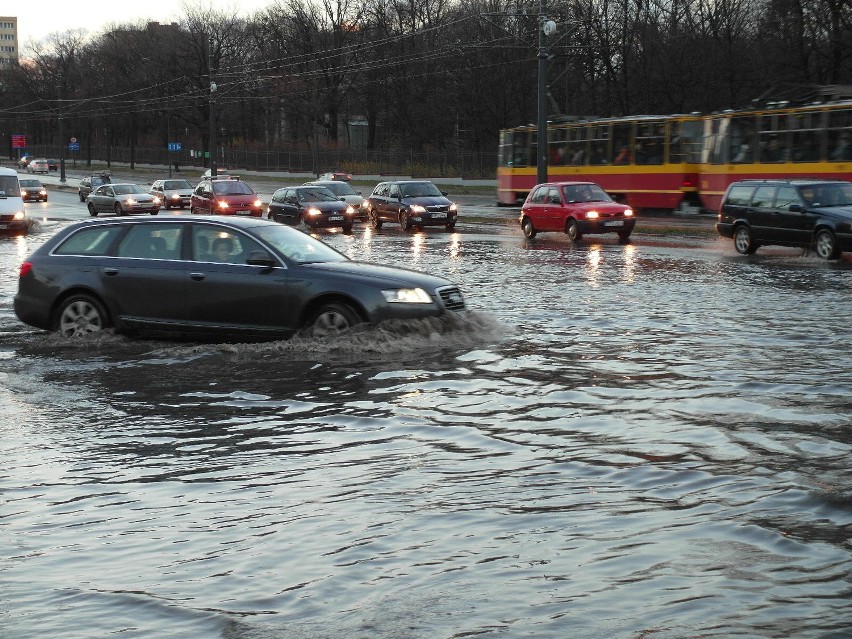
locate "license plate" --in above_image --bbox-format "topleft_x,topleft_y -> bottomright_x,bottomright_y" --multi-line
604,220 -> 624,227
236,210 -> 251,215
430,213 -> 446,219
328,216 -> 343,221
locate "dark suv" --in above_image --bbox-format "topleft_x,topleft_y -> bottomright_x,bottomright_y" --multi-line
78,172 -> 112,202
363,180 -> 458,232
716,179 -> 852,260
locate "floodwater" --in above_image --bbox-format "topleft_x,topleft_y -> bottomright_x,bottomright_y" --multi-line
1,218 -> 850,639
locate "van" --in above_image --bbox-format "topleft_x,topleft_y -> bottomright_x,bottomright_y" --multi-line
0,167 -> 31,234
716,178 -> 852,260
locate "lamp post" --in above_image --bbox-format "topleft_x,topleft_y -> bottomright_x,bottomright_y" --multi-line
208,36 -> 217,178
537,1 -> 556,185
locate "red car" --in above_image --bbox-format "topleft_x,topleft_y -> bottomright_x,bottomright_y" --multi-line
190,175 -> 263,216
519,181 -> 635,242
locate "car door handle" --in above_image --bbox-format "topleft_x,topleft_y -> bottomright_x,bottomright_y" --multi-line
104,267 -> 119,276
190,272 -> 206,281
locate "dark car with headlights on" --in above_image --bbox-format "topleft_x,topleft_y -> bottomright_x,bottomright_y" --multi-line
150,178 -> 194,209
363,180 -> 458,232
519,181 -> 635,242
86,183 -> 161,216
13,216 -> 467,340
19,178 -> 48,202
78,172 -> 112,201
304,180 -> 365,219
191,175 -> 263,217
716,178 -> 852,260
267,185 -> 357,232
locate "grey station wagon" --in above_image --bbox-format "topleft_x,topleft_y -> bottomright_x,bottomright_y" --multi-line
13,216 -> 466,340
716,179 -> 852,259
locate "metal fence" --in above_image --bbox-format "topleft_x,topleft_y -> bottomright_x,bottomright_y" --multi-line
13,144 -> 498,179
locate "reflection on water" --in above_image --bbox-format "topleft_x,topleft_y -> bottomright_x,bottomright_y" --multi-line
1,222 -> 850,638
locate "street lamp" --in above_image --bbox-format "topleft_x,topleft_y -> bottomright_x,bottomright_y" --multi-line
537,2 -> 556,185
208,36 -> 217,178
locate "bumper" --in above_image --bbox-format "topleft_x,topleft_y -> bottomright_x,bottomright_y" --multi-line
715,222 -> 734,238
125,205 -> 162,215
0,218 -> 32,233
411,213 -> 457,226
164,197 -> 191,208
578,218 -> 636,235
306,215 -> 356,229
13,293 -> 52,329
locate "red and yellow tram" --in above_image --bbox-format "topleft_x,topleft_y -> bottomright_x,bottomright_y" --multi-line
498,102 -> 852,213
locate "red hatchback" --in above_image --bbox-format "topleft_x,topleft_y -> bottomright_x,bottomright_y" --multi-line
519,181 -> 635,242
190,175 -> 264,217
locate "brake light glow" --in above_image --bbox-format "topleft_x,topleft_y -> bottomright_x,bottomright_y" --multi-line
19,262 -> 32,277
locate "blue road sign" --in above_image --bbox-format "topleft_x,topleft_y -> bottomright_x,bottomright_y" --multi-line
68,142 -> 80,151
168,142 -> 182,152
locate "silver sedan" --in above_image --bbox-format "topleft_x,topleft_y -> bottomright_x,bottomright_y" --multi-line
86,183 -> 162,216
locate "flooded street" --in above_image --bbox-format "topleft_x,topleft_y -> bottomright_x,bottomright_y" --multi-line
1,216 -> 850,639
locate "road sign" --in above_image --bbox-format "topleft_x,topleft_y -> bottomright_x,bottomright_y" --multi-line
70,137 -> 77,143
68,142 -> 80,151
168,142 -> 182,152
12,135 -> 26,149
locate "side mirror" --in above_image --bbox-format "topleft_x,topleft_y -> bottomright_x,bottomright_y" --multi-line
789,204 -> 803,213
441,190 -> 448,196
246,250 -> 277,267
339,197 -> 346,202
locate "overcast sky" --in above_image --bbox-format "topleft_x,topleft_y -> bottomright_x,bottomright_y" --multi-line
12,1 -> 272,52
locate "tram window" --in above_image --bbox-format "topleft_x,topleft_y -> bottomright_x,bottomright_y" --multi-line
568,128 -> 588,165
751,186 -> 776,208
672,120 -> 703,163
791,131 -> 820,162
612,123 -> 632,164
829,129 -> 851,161
635,121 -> 664,165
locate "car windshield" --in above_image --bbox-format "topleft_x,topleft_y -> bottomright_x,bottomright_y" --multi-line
322,182 -> 356,196
800,183 -> 852,207
112,184 -> 146,195
0,176 -> 21,197
563,184 -> 612,202
401,183 -> 442,197
213,181 -> 253,195
298,187 -> 337,202
20,180 -> 41,187
165,180 -> 192,190
253,224 -> 348,264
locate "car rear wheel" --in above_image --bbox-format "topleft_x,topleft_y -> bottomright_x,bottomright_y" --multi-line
618,230 -> 632,243
733,225 -> 758,254
88,203 -> 98,217
307,302 -> 361,337
522,217 -> 536,239
814,229 -> 840,260
399,211 -> 413,232
566,219 -> 582,241
54,294 -> 110,337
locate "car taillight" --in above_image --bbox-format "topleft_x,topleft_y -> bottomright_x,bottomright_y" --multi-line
19,262 -> 33,277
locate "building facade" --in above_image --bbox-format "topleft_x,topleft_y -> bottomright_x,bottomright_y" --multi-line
0,17 -> 18,67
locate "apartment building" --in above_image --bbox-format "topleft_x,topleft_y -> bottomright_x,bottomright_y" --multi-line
0,16 -> 18,67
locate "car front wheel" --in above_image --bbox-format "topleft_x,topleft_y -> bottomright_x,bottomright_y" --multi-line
369,209 -> 383,230
306,302 -> 361,337
114,203 -> 124,216
88,203 -> 98,217
399,210 -> 413,232
814,229 -> 840,260
566,219 -> 582,241
54,294 -> 110,337
733,225 -> 757,254
522,217 -> 536,239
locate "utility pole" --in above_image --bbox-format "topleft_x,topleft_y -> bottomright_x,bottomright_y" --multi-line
537,0 -> 556,185
208,36 -> 217,178
58,114 -> 66,183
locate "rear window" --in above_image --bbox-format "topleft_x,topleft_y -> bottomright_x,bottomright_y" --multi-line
724,185 -> 754,206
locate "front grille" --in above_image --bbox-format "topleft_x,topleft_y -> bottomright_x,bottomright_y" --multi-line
437,285 -> 465,311
427,205 -> 451,213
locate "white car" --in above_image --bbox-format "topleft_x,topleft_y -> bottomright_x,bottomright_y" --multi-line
26,159 -> 49,174
150,178 -> 194,209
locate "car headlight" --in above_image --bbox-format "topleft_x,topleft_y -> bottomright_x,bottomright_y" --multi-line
152,196 -> 161,204
624,209 -> 634,217
14,211 -> 26,220
218,200 -> 229,209
410,204 -> 427,214
307,207 -> 322,216
170,193 -> 181,200
21,190 -> 28,197
126,198 -> 138,204
40,189 -> 47,196
586,211 -> 600,219
449,203 -> 458,213
345,206 -> 355,215
253,199 -> 262,208
381,288 -> 433,304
